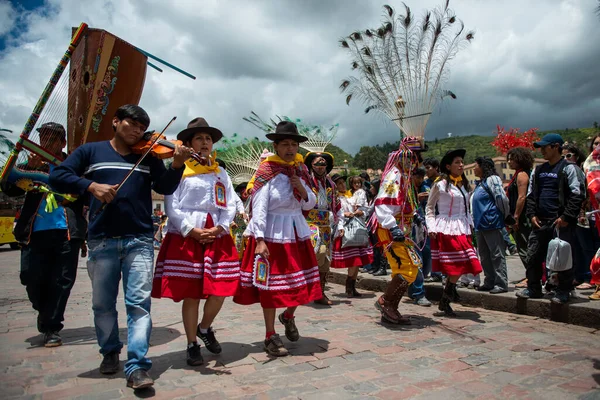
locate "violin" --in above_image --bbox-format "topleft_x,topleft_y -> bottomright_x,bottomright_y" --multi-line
132,131 -> 205,163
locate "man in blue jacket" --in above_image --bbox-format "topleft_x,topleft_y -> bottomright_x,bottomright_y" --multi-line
50,105 -> 192,390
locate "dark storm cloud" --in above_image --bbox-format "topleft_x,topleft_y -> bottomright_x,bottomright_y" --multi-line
1,0 -> 599,156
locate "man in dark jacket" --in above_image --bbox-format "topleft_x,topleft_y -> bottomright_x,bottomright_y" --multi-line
49,105 -> 191,390
516,133 -> 586,304
1,122 -> 86,347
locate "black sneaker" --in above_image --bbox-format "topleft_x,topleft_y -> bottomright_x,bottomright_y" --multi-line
551,291 -> 570,304
126,369 -> 154,390
196,326 -> 222,354
515,288 -> 543,299
99,351 -> 120,374
186,342 -> 204,366
278,313 -> 299,342
43,332 -> 62,348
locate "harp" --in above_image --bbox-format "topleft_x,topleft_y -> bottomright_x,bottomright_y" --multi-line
0,23 -> 194,193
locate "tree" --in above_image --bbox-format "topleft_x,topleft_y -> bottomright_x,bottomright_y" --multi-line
339,1 -> 474,140
594,121 -> 598,129
353,146 -> 387,170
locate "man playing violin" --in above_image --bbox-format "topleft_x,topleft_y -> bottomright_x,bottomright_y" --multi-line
50,104 -> 192,390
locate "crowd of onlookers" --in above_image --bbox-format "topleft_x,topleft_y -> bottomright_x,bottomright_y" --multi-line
351,132 -> 600,304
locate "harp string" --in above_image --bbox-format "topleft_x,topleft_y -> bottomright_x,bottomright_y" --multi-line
15,49 -> 86,168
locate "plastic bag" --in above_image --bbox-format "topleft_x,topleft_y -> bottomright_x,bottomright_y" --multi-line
341,217 -> 369,249
546,227 -> 572,272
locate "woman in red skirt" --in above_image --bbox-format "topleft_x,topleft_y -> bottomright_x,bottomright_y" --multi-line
426,149 -> 482,316
152,118 -> 240,366
234,121 -> 321,357
331,174 -> 373,297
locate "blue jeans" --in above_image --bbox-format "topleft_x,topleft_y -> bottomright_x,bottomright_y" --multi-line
87,236 -> 154,378
408,268 -> 425,299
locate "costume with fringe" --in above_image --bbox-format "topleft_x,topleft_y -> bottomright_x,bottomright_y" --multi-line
372,150 -> 422,282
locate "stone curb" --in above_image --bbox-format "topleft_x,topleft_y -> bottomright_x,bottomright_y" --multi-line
327,270 -> 600,329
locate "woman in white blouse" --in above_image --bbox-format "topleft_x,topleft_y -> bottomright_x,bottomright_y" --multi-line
151,118 -> 240,366
426,149 -> 482,317
331,175 -> 373,296
234,121 -> 321,357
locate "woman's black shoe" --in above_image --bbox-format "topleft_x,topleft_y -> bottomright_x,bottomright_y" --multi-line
197,326 -> 222,354
186,342 -> 204,366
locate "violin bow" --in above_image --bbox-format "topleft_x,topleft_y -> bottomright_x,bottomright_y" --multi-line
94,116 -> 177,216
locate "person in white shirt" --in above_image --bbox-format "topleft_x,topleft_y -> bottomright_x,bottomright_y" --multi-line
151,118 -> 240,366
234,121 -> 321,357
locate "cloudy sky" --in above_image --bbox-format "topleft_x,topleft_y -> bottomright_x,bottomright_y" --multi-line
0,0 -> 599,154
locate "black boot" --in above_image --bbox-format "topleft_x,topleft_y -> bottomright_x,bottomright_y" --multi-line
438,282 -> 457,317
346,276 -> 362,297
351,277 -> 362,297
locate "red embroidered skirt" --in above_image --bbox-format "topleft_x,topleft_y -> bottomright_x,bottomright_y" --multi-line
152,216 -> 240,302
331,237 -> 373,269
431,232 -> 482,276
233,236 -> 322,308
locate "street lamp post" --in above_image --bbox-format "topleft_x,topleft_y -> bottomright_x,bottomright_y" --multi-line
343,159 -> 348,175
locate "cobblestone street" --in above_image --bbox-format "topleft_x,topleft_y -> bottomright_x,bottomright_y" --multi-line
0,248 -> 599,399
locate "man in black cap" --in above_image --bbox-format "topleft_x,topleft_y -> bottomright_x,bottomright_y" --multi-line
303,151 -> 338,305
1,122 -> 87,348
516,133 -> 585,304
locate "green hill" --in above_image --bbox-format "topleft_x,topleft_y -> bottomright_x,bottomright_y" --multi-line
352,126 -> 599,169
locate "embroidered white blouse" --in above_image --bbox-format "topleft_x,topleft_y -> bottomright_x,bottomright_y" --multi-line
337,188 -> 368,230
245,174 -> 316,243
426,179 -> 473,236
165,168 -> 236,237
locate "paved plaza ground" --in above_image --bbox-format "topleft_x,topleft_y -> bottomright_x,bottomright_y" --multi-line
0,248 -> 599,399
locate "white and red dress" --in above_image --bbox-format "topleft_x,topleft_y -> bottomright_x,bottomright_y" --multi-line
426,179 -> 482,276
152,168 -> 240,302
234,173 -> 322,308
331,189 -> 374,269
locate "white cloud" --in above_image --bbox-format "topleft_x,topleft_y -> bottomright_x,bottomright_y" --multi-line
0,0 -> 599,155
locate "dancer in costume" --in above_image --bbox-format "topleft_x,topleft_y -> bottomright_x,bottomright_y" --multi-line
426,149 -> 482,316
331,174 -> 373,297
151,118 -> 240,366
372,142 -> 422,324
303,151 -> 338,305
234,121 -> 321,357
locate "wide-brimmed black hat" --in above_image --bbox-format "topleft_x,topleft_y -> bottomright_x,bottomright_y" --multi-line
265,121 -> 308,143
304,151 -> 334,174
36,122 -> 66,139
177,117 -> 223,143
330,173 -> 347,184
440,149 -> 466,174
235,181 -> 248,193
